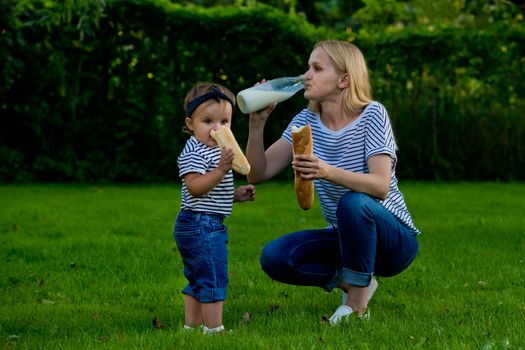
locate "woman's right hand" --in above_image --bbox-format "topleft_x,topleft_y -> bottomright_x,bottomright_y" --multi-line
249,102 -> 277,127
248,79 -> 277,128
245,80 -> 286,184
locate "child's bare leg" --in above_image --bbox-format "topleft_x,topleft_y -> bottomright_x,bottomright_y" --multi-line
184,295 -> 203,327
202,301 -> 224,329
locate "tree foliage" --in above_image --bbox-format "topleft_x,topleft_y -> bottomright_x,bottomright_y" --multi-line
0,0 -> 332,181
1,0 -> 524,182
353,0 -> 524,33
167,0 -> 525,32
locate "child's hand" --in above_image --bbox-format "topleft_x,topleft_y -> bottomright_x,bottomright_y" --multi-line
218,147 -> 235,173
234,184 -> 256,202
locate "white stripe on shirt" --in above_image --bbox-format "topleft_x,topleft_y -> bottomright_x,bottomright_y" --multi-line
282,102 -> 420,234
178,136 -> 234,216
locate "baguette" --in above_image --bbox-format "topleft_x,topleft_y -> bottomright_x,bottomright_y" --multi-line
210,126 -> 251,175
291,124 -> 314,210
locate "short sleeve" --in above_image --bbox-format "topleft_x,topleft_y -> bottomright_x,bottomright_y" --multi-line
282,108 -> 314,144
178,151 -> 208,178
364,103 -> 397,163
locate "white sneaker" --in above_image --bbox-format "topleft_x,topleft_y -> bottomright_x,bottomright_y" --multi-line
328,305 -> 371,325
342,277 -> 378,304
331,278 -> 377,325
203,325 -> 225,334
328,305 -> 354,325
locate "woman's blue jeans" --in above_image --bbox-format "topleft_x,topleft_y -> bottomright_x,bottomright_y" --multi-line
260,192 -> 419,290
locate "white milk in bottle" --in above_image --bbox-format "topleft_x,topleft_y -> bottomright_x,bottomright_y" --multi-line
237,75 -> 304,114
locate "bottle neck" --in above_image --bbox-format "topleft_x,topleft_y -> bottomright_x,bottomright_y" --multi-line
270,75 -> 304,91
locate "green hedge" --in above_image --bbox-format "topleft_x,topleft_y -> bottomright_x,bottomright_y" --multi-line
356,26 -> 525,180
1,0 -> 524,182
0,0 -> 332,182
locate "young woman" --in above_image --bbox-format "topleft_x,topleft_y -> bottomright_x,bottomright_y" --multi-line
246,40 -> 420,324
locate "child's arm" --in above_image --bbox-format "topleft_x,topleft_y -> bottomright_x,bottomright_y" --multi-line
234,184 -> 256,202
184,148 -> 234,197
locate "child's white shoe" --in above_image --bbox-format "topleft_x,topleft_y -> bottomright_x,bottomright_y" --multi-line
183,324 -> 203,331
203,325 -> 225,334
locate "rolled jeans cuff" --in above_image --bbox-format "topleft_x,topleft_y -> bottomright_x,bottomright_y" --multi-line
342,267 -> 372,287
182,286 -> 227,303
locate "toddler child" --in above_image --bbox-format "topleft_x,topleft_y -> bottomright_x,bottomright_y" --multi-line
174,82 -> 255,334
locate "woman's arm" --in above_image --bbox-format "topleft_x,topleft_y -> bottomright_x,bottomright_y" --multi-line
293,153 -> 392,200
246,104 -> 292,183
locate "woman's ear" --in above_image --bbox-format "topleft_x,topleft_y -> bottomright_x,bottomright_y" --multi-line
338,73 -> 349,89
185,117 -> 194,132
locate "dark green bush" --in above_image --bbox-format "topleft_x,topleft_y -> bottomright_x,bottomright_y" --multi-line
357,26 -> 525,180
0,0 -> 332,182
0,0 -> 523,182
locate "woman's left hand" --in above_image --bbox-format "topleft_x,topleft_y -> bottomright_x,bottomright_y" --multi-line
292,154 -> 329,180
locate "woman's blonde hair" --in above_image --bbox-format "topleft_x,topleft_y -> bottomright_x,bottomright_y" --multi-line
308,40 -> 372,117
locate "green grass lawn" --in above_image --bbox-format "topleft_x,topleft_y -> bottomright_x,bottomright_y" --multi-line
1,182 -> 524,349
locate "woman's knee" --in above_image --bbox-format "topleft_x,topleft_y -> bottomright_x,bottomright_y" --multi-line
336,191 -> 375,220
260,240 -> 285,277
259,243 -> 273,272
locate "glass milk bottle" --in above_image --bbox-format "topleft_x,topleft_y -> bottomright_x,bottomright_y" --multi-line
237,75 -> 304,114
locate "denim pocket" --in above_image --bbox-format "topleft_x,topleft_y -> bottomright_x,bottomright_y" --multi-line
174,218 -> 203,264
206,221 -> 227,237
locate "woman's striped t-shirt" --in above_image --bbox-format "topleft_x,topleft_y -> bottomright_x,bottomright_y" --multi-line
178,136 -> 234,216
282,102 -> 420,234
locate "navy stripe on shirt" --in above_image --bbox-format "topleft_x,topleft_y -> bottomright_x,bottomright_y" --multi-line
282,102 -> 420,234
178,136 -> 234,216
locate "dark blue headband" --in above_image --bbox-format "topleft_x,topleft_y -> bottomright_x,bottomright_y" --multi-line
186,88 -> 234,117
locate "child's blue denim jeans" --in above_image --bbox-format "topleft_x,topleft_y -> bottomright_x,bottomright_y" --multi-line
174,210 -> 228,302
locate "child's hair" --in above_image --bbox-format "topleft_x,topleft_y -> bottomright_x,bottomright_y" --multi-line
182,82 -> 236,135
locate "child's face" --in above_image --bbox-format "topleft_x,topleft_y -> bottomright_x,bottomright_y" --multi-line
185,100 -> 233,147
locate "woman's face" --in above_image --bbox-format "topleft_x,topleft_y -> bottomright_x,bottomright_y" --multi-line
303,47 -> 346,102
185,100 -> 232,147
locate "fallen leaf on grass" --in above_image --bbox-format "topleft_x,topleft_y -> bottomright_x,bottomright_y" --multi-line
266,304 -> 279,315
152,316 -> 165,329
242,312 -> 252,325
99,336 -> 109,343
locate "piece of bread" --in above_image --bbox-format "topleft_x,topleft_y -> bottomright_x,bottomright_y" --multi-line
210,126 -> 251,175
292,124 -> 314,210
